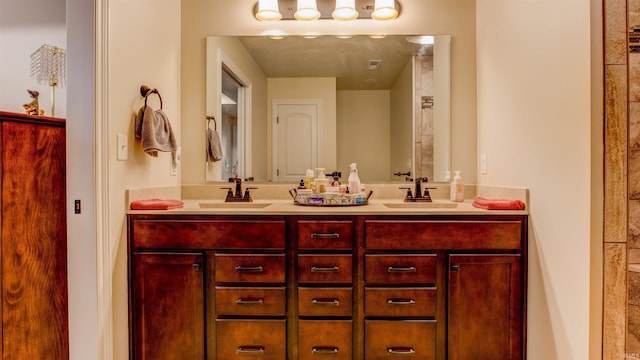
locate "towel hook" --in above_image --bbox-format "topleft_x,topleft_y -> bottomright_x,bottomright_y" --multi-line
140,85 -> 163,109
206,115 -> 217,131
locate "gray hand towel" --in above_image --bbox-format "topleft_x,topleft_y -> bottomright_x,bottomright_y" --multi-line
135,105 -> 177,157
206,127 -> 223,162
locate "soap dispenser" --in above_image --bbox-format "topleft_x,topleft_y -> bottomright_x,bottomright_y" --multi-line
450,170 -> 464,202
315,168 -> 330,193
348,163 -> 362,194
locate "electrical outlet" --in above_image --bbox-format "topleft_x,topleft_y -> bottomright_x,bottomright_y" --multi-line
480,153 -> 488,175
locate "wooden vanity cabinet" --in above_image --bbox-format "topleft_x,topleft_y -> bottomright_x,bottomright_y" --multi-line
128,213 -> 527,360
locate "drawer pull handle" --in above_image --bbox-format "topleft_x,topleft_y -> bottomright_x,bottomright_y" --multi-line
236,346 -> 265,355
387,347 -> 416,355
312,347 -> 339,354
387,298 -> 416,306
311,232 -> 340,239
387,266 -> 417,273
311,266 -> 340,273
236,298 -> 264,305
235,265 -> 264,273
311,298 -> 340,306
451,264 -> 460,272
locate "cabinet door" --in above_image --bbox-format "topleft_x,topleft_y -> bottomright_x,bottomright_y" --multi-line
448,254 -> 523,360
133,253 -> 204,360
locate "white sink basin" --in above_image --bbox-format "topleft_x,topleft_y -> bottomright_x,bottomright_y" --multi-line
383,202 -> 459,209
199,202 -> 272,209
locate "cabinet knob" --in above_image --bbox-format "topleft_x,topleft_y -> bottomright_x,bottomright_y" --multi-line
451,264 -> 460,272
192,263 -> 201,269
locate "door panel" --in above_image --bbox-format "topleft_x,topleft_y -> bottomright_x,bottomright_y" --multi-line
274,102 -> 319,181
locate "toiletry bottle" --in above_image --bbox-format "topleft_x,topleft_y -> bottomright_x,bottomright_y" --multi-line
348,163 -> 361,194
315,167 -> 330,193
305,169 -> 314,189
450,170 -> 464,202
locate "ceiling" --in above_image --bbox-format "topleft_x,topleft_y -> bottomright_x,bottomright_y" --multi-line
239,35 -> 433,90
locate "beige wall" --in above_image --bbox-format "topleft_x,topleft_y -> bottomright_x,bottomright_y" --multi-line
108,0 -> 182,358
390,60 -> 414,181
268,77 -> 337,175
476,0 -> 596,359
337,90 -> 391,181
203,36 -> 268,182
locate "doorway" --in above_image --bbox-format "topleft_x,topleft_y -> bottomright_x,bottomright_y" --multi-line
272,100 -> 321,181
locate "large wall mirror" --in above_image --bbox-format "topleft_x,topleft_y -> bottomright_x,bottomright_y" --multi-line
205,34 -> 451,183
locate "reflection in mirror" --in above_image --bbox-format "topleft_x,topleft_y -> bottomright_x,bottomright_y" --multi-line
205,35 -> 450,183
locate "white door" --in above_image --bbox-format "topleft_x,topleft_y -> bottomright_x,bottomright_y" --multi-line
273,101 -> 320,182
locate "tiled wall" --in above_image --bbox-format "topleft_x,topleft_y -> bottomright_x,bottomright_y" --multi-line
605,0 -> 636,357
414,55 -> 434,181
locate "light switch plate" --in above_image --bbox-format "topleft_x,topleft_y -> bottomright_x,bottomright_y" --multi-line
480,153 -> 487,175
117,133 -> 128,161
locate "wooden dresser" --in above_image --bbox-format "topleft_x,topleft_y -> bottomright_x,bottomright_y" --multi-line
128,212 -> 527,359
0,111 -> 68,359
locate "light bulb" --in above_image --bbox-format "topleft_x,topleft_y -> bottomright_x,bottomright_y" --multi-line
255,0 -> 282,21
295,0 -> 321,21
332,0 -> 358,21
371,0 -> 398,20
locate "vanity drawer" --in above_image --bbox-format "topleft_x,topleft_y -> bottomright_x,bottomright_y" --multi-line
365,255 -> 437,285
215,287 -> 286,316
298,221 -> 353,250
298,254 -> 352,284
216,319 -> 286,360
365,320 -> 436,360
299,320 -> 352,360
364,287 -> 437,317
298,287 -> 353,317
131,219 -> 286,249
215,254 -> 285,283
365,220 -> 523,250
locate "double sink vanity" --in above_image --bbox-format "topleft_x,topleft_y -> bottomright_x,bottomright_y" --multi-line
127,183 -> 528,359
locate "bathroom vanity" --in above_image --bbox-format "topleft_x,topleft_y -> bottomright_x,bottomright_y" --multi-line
127,198 -> 527,360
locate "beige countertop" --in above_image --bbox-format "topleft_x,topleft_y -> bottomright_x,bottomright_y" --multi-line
128,198 -> 528,216
126,183 -> 529,216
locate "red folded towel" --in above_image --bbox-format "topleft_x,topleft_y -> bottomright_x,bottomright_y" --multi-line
472,196 -> 525,210
130,199 -> 184,210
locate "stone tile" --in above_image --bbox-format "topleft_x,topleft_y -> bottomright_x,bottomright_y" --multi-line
605,65 -> 628,242
629,305 -> 640,355
632,248 -> 640,264
631,102 -> 640,150
605,0 -> 627,65
632,151 -> 640,200
421,109 -> 434,136
632,201 -> 640,248
604,243 -> 627,359
631,56 -> 640,102
632,271 -> 640,306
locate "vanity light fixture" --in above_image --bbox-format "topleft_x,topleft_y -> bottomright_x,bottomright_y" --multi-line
295,0 -> 321,20
371,0 -> 398,20
254,0 -> 401,21
255,0 -> 283,21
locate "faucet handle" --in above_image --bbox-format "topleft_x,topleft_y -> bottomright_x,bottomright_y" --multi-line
244,187 -> 257,200
399,186 -> 413,201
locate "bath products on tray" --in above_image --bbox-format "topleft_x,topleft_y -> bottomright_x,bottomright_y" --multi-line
293,165 -> 369,206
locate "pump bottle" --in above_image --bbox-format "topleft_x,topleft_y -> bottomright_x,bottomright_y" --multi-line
348,163 -> 361,194
450,170 -> 464,202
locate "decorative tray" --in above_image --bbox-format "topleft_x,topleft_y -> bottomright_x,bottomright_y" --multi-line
290,189 -> 373,207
